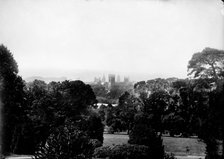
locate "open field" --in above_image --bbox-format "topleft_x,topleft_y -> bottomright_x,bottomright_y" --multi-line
163,136 -> 205,156
5,156 -> 31,159
103,133 -> 206,158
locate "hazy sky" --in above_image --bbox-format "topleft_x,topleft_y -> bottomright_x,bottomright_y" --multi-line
0,0 -> 224,82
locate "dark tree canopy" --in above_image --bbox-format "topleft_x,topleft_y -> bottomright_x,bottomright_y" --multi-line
0,44 -> 26,155
0,45 -> 18,76
188,47 -> 224,80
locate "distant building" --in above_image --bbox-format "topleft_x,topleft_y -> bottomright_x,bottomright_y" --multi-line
102,74 -> 106,83
117,75 -> 121,83
94,77 -> 101,84
124,76 -> 129,83
108,74 -> 116,85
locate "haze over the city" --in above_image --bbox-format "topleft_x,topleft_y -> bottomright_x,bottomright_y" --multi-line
0,0 -> 223,82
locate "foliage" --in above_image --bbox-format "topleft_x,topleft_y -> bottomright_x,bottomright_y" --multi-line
144,90 -> 171,132
107,84 -> 125,100
146,78 -> 170,93
109,144 -> 149,159
187,48 -> 224,158
91,84 -> 107,97
164,153 -> 176,159
172,79 -> 188,91
129,113 -> 165,159
22,80 -> 58,154
199,87 -> 224,159
33,122 -> 95,159
93,144 -> 150,159
59,80 -> 97,118
0,44 -> 27,155
93,146 -> 112,158
78,111 -> 104,144
162,113 -> 184,136
19,80 -> 99,154
105,104 -> 120,132
134,78 -> 172,98
98,104 -> 107,122
0,44 -> 18,75
93,144 -> 176,159
188,47 -> 224,81
134,81 -> 148,99
116,92 -> 141,133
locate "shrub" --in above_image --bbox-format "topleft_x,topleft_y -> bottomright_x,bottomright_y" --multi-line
90,139 -> 103,149
108,126 -> 115,134
86,113 -> 104,144
129,113 -> 165,159
33,123 -> 95,159
93,144 -> 150,159
93,146 -> 112,158
164,153 -> 176,159
110,144 -> 149,159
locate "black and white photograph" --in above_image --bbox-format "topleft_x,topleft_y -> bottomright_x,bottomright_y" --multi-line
0,0 -> 224,158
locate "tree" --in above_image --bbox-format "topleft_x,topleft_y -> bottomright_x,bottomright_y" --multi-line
188,47 -> 224,82
144,90 -> 171,132
18,80 -> 99,154
98,104 -> 107,122
199,86 -> 224,159
117,92 -> 141,134
34,121 -> 95,159
91,84 -> 107,98
79,111 -> 104,144
105,104 -> 119,133
26,80 -> 48,99
134,81 -> 148,98
107,84 -> 124,100
146,78 -> 170,93
0,44 -> 26,155
59,80 -> 97,118
0,44 -> 18,75
128,113 -> 164,159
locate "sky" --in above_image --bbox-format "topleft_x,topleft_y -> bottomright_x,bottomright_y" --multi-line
0,0 -> 224,82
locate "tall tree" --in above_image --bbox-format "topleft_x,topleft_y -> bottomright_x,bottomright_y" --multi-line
188,47 -> 224,82
117,92 -> 141,134
0,44 -> 26,155
144,90 -> 170,132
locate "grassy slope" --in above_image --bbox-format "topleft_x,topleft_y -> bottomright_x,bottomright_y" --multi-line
103,134 -> 206,156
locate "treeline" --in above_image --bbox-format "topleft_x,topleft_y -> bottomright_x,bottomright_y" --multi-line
95,47 -> 224,159
1,44 -> 224,159
1,45 -> 104,158
99,78 -> 223,137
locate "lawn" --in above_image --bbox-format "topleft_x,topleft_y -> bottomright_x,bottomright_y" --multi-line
103,133 -> 206,157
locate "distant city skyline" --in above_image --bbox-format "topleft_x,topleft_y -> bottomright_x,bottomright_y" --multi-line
23,70 -> 179,83
0,0 -> 223,82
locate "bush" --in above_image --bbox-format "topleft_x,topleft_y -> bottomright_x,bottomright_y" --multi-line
110,144 -> 149,159
86,113 -> 104,144
128,113 -> 164,159
108,126 -> 115,134
33,123 -> 95,159
93,146 -> 112,158
93,144 -> 150,159
78,112 -> 104,145
164,153 -> 176,159
90,139 -> 103,149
